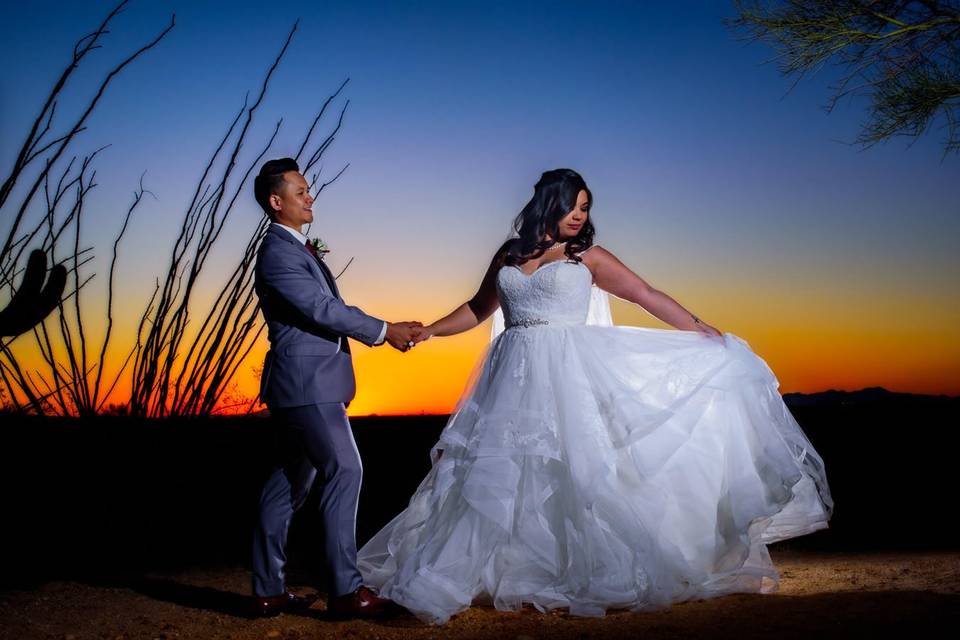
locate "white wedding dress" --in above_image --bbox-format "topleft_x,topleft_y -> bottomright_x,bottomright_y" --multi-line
358,255 -> 832,624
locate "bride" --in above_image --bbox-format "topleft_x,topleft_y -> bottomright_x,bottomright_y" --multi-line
358,169 -> 833,624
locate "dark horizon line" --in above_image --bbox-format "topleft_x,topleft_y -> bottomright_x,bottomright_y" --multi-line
3,385 -> 955,421
350,385 -> 960,418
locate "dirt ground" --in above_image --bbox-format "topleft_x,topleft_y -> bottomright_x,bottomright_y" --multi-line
2,549 -> 958,640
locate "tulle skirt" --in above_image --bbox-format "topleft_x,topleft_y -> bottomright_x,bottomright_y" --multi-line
358,325 -> 832,624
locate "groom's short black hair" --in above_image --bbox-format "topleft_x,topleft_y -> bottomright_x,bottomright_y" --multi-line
254,157 -> 300,219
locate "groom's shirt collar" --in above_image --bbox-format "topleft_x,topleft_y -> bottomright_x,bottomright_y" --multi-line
272,222 -> 307,245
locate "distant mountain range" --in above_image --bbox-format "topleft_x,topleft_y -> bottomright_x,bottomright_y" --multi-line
782,386 -> 960,408
246,387 -> 959,419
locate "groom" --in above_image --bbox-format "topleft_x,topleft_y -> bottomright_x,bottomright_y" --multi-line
251,157 -> 421,618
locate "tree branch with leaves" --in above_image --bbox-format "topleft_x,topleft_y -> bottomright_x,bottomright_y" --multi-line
729,0 -> 960,154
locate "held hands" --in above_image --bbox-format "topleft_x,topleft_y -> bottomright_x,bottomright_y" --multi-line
385,321 -> 431,352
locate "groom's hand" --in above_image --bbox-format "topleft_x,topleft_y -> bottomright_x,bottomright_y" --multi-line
385,321 -> 423,352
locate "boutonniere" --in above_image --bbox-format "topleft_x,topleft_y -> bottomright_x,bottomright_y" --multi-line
309,237 -> 330,259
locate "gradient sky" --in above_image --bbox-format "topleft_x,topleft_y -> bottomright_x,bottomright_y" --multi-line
2,0 -> 958,415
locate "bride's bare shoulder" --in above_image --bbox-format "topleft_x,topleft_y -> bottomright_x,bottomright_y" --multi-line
578,244 -> 615,263
579,245 -> 631,280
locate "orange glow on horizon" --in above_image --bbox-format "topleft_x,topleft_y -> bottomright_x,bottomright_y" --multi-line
4,279 -> 959,416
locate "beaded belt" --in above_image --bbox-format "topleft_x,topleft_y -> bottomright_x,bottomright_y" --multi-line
505,318 -> 550,329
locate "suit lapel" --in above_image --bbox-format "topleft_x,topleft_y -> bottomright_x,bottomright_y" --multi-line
313,255 -> 342,300
265,225 -> 351,354
309,253 -> 351,353
267,225 -> 340,300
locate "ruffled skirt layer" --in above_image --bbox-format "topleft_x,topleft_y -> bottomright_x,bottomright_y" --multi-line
358,327 -> 832,623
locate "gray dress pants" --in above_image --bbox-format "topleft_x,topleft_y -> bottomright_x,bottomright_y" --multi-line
252,402 -> 363,597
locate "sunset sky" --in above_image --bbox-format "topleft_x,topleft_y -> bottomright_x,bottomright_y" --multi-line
1,0 -> 958,415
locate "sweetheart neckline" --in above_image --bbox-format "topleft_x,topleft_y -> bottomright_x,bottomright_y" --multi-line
502,259 -> 587,278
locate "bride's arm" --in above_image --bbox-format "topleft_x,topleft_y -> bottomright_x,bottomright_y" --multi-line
584,246 -> 721,336
422,246 -> 505,338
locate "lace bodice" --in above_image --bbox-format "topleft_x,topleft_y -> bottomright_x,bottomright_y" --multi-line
496,260 -> 593,329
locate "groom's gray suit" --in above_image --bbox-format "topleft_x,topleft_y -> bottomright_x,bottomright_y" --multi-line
252,222 -> 385,598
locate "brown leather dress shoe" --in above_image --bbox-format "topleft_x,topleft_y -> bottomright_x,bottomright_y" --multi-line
327,585 -> 395,619
253,591 -> 319,617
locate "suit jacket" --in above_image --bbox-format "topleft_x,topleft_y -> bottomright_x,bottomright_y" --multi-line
254,224 -> 384,407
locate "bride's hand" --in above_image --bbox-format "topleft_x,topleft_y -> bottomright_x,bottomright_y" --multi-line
413,325 -> 434,344
694,319 -> 722,338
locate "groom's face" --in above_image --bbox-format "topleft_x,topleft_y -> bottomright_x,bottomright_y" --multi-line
271,171 -> 314,229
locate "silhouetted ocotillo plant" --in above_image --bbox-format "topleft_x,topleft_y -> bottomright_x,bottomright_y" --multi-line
0,250 -> 66,338
1,4 -> 349,417
128,21 -> 350,418
0,1 -> 173,413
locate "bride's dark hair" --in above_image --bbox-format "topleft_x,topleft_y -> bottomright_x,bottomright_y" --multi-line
503,168 -> 594,266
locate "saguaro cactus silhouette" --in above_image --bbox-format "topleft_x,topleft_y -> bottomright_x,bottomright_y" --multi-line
0,250 -> 66,338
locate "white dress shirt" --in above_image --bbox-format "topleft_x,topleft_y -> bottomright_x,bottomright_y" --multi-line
271,222 -> 387,346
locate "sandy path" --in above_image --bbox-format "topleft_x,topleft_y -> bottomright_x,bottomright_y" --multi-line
2,550 -> 958,640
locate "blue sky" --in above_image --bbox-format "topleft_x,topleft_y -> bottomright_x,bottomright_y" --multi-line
2,1 -> 958,408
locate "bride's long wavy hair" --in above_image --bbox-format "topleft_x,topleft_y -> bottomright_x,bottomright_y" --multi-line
503,169 -> 595,266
